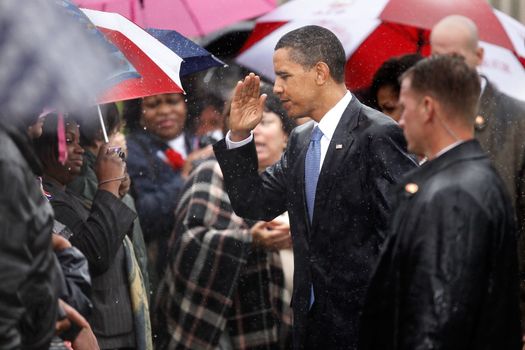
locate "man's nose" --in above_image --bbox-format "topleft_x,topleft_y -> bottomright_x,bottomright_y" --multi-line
273,82 -> 283,95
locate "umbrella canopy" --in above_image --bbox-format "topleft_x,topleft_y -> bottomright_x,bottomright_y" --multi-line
74,0 -> 277,37
236,0 -> 525,101
0,0 -> 121,117
82,9 -> 185,103
146,28 -> 225,76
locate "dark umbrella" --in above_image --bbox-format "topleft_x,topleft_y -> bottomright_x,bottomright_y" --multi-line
0,0 -> 134,117
146,28 -> 225,76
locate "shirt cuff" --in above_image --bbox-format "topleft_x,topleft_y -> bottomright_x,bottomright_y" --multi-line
225,130 -> 253,149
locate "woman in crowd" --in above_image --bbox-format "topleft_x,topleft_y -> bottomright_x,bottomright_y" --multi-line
68,104 -> 150,298
154,86 -> 295,350
370,53 -> 422,121
124,93 -> 212,292
34,114 -> 151,349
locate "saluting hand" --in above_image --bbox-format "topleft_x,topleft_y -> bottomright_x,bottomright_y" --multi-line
229,73 -> 267,141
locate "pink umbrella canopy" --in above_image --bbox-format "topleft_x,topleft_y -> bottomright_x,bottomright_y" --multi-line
237,0 -> 525,101
74,0 -> 277,37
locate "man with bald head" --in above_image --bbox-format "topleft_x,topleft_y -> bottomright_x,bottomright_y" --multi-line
432,15 -> 525,338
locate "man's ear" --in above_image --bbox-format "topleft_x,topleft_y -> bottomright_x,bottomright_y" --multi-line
476,46 -> 484,66
421,96 -> 435,123
315,62 -> 330,85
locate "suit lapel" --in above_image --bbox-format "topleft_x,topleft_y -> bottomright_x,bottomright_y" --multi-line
312,98 -> 361,228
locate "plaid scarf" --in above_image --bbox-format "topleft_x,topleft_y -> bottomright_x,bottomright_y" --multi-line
155,160 -> 292,350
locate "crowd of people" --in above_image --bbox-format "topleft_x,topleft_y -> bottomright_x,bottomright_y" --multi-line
2,10 -> 525,350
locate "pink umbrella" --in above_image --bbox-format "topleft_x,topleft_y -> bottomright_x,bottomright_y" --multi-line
237,0 -> 525,101
74,0 -> 277,37
75,0 -> 146,26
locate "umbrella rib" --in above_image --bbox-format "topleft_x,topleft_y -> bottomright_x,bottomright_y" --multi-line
179,0 -> 204,37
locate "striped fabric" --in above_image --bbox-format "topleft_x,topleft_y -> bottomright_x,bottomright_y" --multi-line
155,159 -> 292,350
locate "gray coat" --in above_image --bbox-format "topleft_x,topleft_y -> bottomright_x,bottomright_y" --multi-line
476,78 -> 525,325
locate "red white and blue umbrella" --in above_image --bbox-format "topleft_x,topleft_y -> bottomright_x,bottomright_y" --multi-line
146,28 -> 225,77
82,8 -> 185,103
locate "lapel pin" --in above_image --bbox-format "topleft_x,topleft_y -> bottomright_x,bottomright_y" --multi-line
474,115 -> 487,131
335,144 -> 343,149
405,183 -> 419,194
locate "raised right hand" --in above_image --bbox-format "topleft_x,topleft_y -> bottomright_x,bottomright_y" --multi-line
229,73 -> 267,141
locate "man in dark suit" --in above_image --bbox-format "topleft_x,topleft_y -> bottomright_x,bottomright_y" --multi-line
213,25 -> 417,349
359,54 -> 521,350
431,17 -> 525,337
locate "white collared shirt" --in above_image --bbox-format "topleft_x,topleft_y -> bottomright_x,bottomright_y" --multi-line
167,133 -> 187,159
226,91 -> 352,167
315,91 -> 352,167
434,140 -> 467,159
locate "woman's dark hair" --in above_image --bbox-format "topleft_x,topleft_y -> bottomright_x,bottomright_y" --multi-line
34,113 -> 76,168
122,98 -> 143,134
260,84 -> 296,135
73,103 -> 120,147
370,53 -> 423,106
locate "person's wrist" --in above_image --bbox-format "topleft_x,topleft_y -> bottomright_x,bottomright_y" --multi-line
98,181 -> 121,197
229,129 -> 251,142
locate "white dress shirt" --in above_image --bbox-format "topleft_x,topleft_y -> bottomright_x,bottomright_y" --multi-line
167,133 -> 188,159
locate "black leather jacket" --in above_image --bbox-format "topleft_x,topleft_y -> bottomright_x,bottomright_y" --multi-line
0,121 -> 58,349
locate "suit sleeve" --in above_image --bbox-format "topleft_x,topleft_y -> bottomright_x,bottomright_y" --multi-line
213,138 -> 288,222
398,190 -> 498,349
53,190 -> 136,275
368,123 -> 418,237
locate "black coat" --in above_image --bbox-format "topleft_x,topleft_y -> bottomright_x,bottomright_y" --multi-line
359,140 -> 521,350
44,180 -> 137,348
214,96 -> 417,349
0,121 -> 58,349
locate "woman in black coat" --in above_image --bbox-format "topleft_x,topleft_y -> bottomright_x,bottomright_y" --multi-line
34,114 -> 151,349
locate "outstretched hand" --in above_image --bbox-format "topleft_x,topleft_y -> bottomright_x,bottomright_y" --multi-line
229,73 -> 267,141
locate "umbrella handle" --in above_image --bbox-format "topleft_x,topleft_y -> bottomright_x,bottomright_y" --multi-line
97,104 -> 109,143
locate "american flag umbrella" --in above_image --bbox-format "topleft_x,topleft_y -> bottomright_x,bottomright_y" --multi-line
146,28 -> 225,77
82,8 -> 185,103
236,0 -> 525,101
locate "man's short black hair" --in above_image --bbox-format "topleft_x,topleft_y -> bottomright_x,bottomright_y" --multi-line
401,54 -> 481,123
275,25 -> 346,83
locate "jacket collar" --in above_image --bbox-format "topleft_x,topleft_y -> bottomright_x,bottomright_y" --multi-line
401,139 -> 486,186
476,77 -> 499,131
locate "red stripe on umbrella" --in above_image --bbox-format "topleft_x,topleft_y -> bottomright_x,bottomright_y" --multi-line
379,0 -> 514,51
97,29 -> 183,103
82,9 -> 184,103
